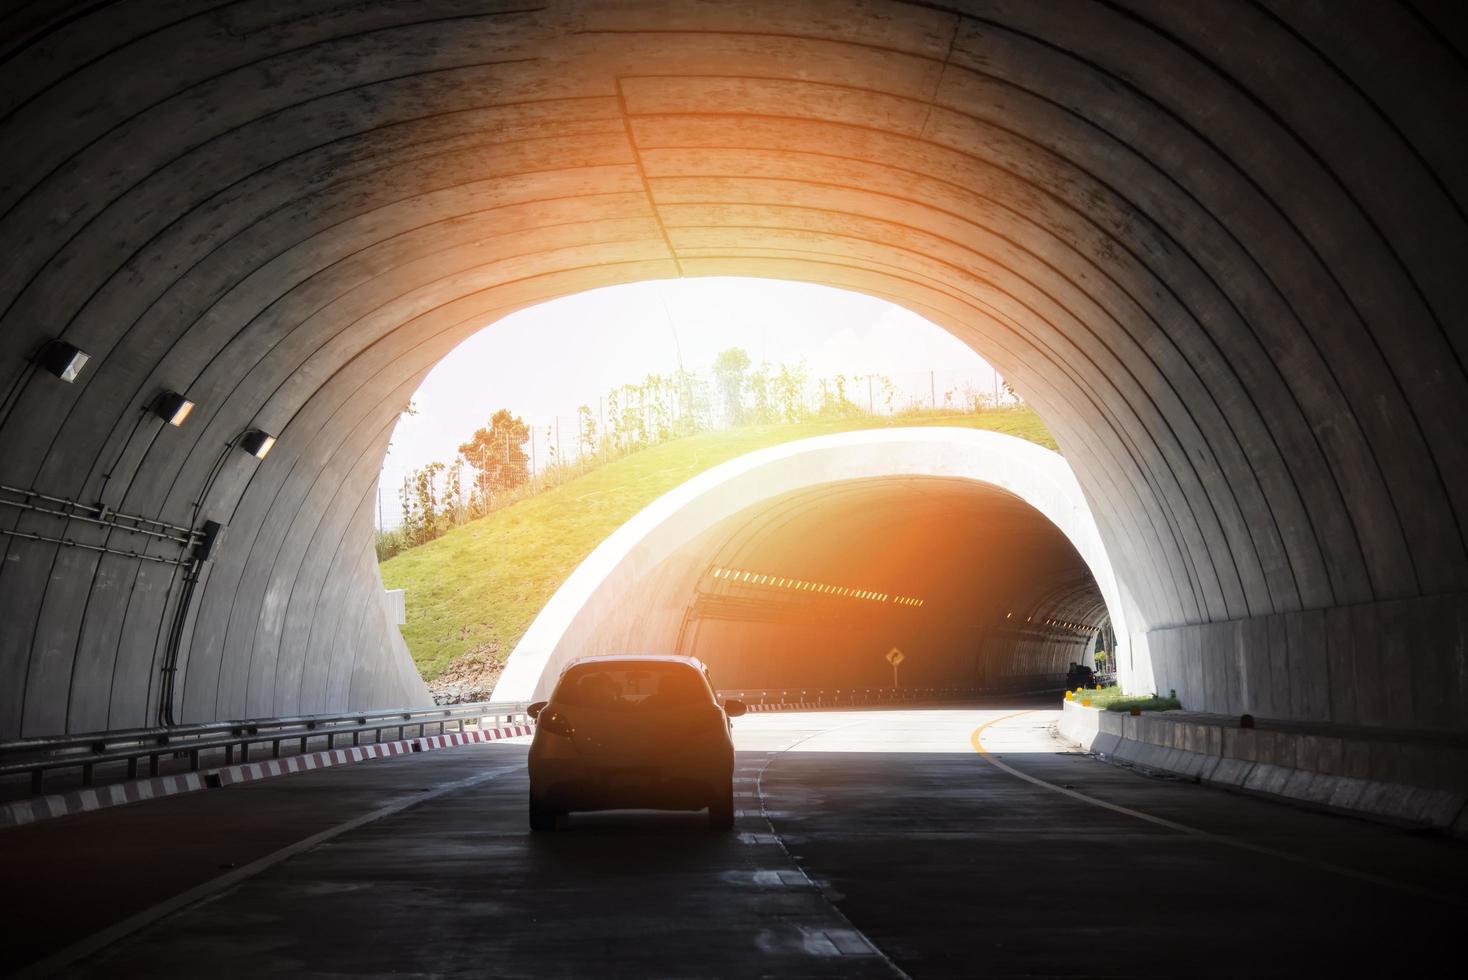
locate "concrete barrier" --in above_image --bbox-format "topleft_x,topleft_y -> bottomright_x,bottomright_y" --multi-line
1057,701 -> 1468,832
0,723 -> 533,831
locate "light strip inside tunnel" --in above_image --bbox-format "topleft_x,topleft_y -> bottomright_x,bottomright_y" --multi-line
710,567 -> 924,607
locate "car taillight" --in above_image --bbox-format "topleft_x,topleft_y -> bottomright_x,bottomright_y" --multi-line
539,710 -> 574,737
683,711 -> 726,737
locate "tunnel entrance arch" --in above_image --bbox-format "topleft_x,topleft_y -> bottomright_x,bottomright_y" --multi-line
493,427 -> 1134,702
0,2 -> 1463,737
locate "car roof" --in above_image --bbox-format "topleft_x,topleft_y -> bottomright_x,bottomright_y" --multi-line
559,654 -> 708,673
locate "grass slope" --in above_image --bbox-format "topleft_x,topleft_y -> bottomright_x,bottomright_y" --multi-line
381,409 -> 1054,681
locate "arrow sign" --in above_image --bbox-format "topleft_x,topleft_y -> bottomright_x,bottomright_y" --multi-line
885,648 -> 905,667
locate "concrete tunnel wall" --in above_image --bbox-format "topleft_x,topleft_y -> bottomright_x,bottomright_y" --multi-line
0,1 -> 1466,736
493,428 -> 1125,702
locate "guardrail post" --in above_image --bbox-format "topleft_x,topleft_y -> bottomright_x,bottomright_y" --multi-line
188,749 -> 199,771
352,731 -> 361,747
127,758 -> 138,779
31,769 -> 42,794
271,739 -> 281,759
239,742 -> 250,763
149,753 -> 160,776
326,733 -> 335,750
224,744 -> 234,765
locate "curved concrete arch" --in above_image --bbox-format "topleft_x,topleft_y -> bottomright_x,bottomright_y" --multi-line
0,1 -> 1464,736
493,427 -> 1133,702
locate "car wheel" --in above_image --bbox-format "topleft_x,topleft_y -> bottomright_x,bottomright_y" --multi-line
707,783 -> 734,831
528,794 -> 557,832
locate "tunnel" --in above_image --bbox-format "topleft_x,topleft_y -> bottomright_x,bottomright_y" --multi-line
683,477 -> 1106,694
495,427 -> 1122,701
2,1 -> 1467,742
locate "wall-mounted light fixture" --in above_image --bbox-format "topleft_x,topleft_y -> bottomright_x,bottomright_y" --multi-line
150,391 -> 195,427
37,340 -> 91,383
239,429 -> 276,460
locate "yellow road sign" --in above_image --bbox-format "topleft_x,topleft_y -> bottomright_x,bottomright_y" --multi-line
886,647 -> 905,667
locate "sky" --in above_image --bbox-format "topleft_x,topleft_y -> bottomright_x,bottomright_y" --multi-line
378,277 -> 1001,522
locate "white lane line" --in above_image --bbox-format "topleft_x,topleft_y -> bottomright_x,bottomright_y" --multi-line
971,711 -> 1468,909
753,723 -> 912,977
16,764 -> 522,979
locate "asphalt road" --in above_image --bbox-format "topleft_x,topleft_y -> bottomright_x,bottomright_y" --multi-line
5,701 -> 1466,978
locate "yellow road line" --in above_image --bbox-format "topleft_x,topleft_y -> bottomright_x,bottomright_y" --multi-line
970,711 -> 1467,908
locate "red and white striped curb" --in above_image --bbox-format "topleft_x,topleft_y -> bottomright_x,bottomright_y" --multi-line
745,702 -> 822,712
0,723 -> 533,831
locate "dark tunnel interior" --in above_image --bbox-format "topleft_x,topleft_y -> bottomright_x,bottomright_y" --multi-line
677,478 -> 1107,692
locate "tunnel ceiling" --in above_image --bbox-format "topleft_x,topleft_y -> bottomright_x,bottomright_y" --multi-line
1,1 -> 1465,736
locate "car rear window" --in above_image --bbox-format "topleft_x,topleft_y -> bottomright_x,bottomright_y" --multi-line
554,663 -> 712,710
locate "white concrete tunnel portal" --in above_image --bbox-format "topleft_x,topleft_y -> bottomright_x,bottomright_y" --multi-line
494,428 -> 1132,703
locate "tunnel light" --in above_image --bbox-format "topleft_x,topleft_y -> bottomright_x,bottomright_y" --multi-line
38,340 -> 91,383
150,391 -> 195,427
239,429 -> 277,460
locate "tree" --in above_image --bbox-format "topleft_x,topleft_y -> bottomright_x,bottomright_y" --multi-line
711,347 -> 751,426
457,409 -> 529,494
774,360 -> 808,423
577,404 -> 597,458
748,361 -> 775,423
404,461 -> 445,545
817,372 -> 862,418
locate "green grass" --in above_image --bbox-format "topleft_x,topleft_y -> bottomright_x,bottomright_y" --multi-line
381,408 -> 1054,681
1068,685 -> 1183,713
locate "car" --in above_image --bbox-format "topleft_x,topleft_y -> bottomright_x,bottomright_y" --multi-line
525,654 -> 747,831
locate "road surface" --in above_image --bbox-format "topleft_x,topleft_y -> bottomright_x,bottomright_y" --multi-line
5,700 -> 1465,977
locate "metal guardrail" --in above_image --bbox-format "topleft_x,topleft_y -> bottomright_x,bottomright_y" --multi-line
0,701 -> 532,795
2,682 -> 1064,798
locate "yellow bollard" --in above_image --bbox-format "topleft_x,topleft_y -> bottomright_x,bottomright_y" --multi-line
1081,698 -> 1093,707
1065,691 -> 1074,701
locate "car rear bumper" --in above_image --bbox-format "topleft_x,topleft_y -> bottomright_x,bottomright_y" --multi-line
531,757 -> 733,813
